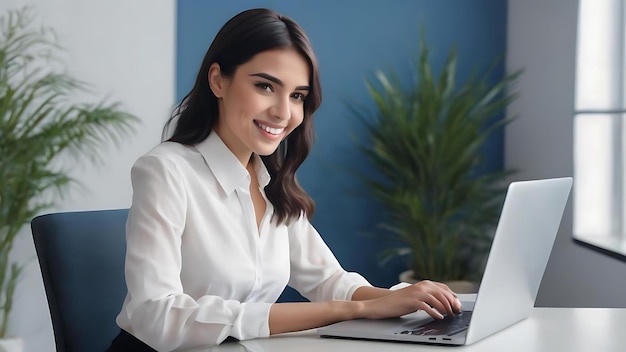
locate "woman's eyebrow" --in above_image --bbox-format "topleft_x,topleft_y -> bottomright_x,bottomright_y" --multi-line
249,72 -> 310,91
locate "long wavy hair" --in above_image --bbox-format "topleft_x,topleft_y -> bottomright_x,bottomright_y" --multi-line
163,8 -> 321,224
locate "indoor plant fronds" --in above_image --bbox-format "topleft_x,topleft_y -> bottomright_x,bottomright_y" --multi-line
0,7 -> 138,339
355,35 -> 521,283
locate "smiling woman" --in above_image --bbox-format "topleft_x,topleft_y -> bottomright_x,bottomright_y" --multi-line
208,48 -> 310,163
106,8 -> 462,352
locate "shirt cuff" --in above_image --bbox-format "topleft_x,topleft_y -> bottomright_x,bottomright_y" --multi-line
334,272 -> 372,301
231,302 -> 273,341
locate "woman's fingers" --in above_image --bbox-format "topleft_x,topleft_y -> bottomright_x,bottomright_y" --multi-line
418,300 -> 445,319
428,282 -> 463,313
363,280 -> 464,320
409,281 -> 462,317
438,283 -> 463,310
422,293 -> 453,317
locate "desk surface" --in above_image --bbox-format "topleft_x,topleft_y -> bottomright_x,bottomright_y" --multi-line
189,308 -> 626,352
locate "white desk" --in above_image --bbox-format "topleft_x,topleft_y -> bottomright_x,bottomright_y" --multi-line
189,308 -> 626,352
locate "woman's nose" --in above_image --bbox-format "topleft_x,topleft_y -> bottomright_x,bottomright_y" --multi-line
271,96 -> 291,120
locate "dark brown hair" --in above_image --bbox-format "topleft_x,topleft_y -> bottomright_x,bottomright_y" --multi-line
162,8 -> 321,224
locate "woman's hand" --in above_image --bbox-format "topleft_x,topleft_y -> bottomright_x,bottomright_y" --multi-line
359,280 -> 462,320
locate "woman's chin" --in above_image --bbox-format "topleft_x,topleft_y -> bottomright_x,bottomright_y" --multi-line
254,144 -> 281,157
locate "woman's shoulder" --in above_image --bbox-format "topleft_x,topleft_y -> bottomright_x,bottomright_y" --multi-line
134,141 -> 200,168
143,141 -> 200,158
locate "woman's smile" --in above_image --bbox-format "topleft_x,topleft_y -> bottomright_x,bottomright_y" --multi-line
254,120 -> 285,138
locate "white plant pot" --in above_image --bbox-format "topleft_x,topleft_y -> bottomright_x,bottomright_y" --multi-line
399,270 -> 478,294
0,337 -> 23,352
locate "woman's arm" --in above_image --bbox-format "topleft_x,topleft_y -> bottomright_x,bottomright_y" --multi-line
269,280 -> 462,335
282,216 -> 462,336
351,285 -> 394,300
269,300 -> 362,334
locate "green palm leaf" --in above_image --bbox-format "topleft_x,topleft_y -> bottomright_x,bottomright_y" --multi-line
0,7 -> 138,337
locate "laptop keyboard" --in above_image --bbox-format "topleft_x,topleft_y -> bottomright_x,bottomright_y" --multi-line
397,311 -> 473,336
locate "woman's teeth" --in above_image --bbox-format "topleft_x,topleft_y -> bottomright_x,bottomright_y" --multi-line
256,122 -> 284,135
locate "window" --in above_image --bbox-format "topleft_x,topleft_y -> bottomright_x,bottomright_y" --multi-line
574,0 -> 626,258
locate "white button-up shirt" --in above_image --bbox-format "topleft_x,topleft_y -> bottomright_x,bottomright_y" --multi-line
115,131 -> 371,351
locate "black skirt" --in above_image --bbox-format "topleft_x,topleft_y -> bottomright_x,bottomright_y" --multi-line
106,329 -> 156,352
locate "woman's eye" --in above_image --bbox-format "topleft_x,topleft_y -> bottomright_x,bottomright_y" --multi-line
255,83 -> 273,92
292,93 -> 306,102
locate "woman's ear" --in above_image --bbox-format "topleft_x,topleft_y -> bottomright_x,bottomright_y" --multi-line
208,63 -> 224,98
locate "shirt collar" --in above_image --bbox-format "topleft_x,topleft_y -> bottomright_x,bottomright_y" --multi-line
194,131 -> 271,194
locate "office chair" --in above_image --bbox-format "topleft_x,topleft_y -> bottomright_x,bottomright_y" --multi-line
31,209 -> 129,352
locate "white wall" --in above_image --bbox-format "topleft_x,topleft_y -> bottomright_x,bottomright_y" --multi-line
0,1 -> 175,351
507,0 -> 626,307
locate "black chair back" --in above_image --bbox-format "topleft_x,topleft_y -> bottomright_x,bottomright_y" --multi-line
31,209 -> 128,352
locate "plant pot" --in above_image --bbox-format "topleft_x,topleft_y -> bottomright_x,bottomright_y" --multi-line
399,270 -> 478,294
0,337 -> 23,352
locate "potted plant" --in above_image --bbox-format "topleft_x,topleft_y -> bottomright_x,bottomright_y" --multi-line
0,7 -> 137,350
354,37 -> 521,292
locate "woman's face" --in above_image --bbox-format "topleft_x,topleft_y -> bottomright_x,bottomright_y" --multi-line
209,47 -> 310,165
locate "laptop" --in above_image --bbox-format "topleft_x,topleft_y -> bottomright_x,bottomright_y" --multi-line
319,177 -> 573,346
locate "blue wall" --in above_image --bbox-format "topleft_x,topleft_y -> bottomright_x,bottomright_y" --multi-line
177,0 -> 507,300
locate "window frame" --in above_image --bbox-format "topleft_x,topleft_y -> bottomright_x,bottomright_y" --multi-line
573,0 -> 626,260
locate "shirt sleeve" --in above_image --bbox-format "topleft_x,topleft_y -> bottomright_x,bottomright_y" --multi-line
286,215 -> 372,302
119,154 -> 272,351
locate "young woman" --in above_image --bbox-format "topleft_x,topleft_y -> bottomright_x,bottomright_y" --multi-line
108,8 -> 461,352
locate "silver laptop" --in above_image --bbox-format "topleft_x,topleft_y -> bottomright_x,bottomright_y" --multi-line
319,177 -> 573,346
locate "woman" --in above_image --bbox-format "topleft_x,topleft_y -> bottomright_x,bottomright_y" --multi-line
108,8 -> 461,352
